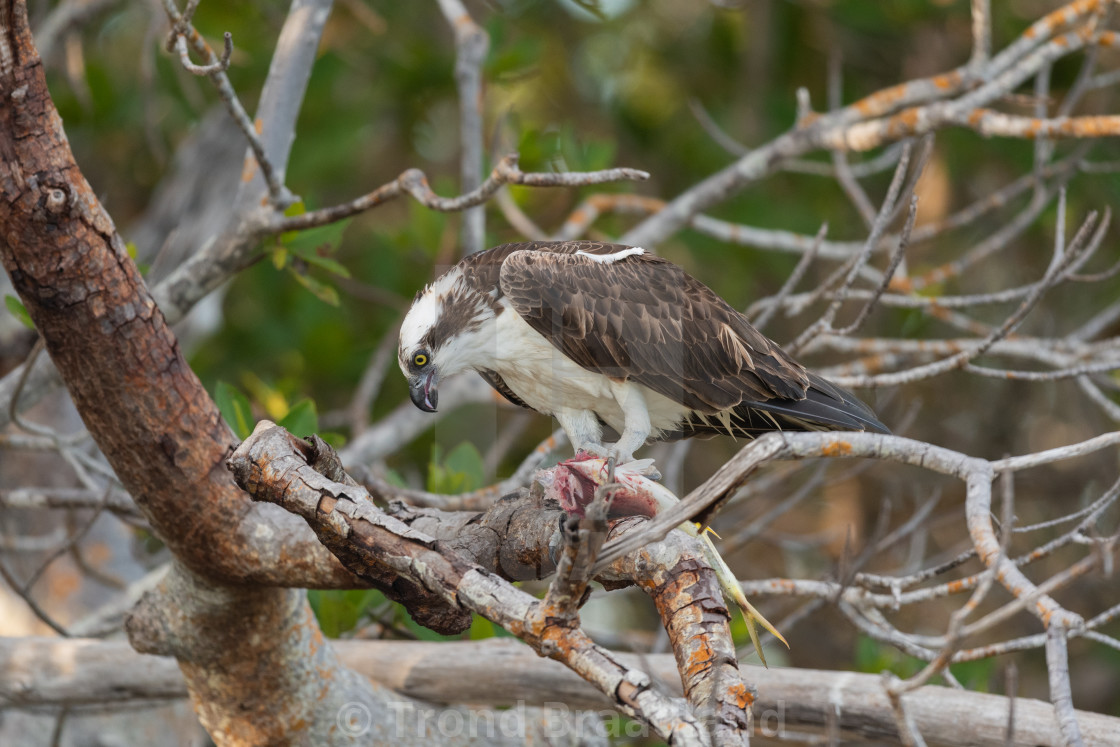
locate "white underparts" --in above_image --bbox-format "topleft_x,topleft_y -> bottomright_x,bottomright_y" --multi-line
575,246 -> 645,264
553,409 -> 603,453
607,380 -> 652,463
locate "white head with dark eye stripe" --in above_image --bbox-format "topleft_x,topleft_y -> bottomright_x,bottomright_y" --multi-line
398,269 -> 499,412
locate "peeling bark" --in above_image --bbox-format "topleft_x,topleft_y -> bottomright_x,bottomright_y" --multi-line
231,421 -> 752,745
603,518 -> 753,745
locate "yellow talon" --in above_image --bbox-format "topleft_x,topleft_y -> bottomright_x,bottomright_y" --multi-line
693,522 -> 722,540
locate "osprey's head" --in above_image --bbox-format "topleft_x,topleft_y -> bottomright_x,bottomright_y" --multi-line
398,268 -> 497,413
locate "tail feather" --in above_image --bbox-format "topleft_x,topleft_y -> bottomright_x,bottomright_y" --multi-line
749,372 -> 889,433
673,373 -> 888,439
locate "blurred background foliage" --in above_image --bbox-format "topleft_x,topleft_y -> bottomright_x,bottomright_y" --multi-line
21,0 -> 1120,726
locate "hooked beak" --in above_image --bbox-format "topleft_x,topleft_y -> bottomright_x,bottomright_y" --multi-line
408,370 -> 438,412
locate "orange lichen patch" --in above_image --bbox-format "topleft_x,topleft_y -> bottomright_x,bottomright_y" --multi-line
945,577 -> 976,595
685,639 -> 716,680
1063,115 -> 1120,137
967,109 -> 986,128
925,302 -> 957,324
859,354 -> 888,375
254,118 -> 264,135
768,578 -> 803,593
564,206 -> 593,225
931,71 -> 962,90
48,567 -> 80,600
726,682 -> 755,710
241,155 -> 257,183
1028,0 -> 1099,40
853,83 -> 908,117
822,440 -> 852,458
887,275 -> 913,293
798,111 -> 821,128
1096,31 -> 1119,47
916,262 -> 953,287
888,107 -> 920,138
589,193 -> 664,213
85,541 -> 112,565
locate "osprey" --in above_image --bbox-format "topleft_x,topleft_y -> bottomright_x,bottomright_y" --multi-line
398,241 -> 888,465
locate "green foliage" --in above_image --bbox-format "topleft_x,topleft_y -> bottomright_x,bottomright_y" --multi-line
308,589 -> 384,638
4,294 -> 33,330
517,122 -> 617,174
427,442 -> 486,494
213,379 -> 320,441
277,398 -> 319,439
948,656 -> 997,693
214,381 -> 254,440
271,204 -> 352,307
467,614 -> 512,640
855,636 -> 923,680
125,241 -> 150,275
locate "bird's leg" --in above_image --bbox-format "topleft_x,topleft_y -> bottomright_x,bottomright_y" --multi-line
607,382 -> 660,478
554,408 -> 605,458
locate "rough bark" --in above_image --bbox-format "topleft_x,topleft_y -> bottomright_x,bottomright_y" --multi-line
230,422 -> 728,744
0,0 -> 347,589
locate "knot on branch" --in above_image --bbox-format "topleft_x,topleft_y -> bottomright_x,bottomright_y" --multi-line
229,421 -> 474,635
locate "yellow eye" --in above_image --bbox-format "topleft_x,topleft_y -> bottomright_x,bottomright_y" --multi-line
413,352 -> 428,368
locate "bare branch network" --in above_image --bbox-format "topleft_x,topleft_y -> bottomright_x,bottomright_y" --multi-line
1,0 -> 1120,745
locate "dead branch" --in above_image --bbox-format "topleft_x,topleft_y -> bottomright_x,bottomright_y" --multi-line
6,637 -> 1120,746
228,421 -> 719,744
274,153 -> 649,233
435,0 -> 489,254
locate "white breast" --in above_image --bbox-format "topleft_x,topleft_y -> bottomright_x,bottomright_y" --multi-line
489,301 -> 691,436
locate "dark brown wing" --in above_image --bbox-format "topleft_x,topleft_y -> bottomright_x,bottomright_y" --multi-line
497,241 -> 811,414
477,369 -> 535,411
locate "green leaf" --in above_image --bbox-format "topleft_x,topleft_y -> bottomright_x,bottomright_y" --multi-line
426,441 -> 486,494
214,381 -> 254,440
294,251 -> 351,279
382,468 -> 408,488
280,218 -> 352,277
468,613 -> 512,640
318,431 -> 348,449
271,246 -> 289,270
469,614 -> 496,640
278,397 -> 318,438
307,588 -> 383,638
123,242 -> 149,274
855,636 -> 921,678
288,268 -> 341,306
444,441 -> 485,490
4,295 -> 33,330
